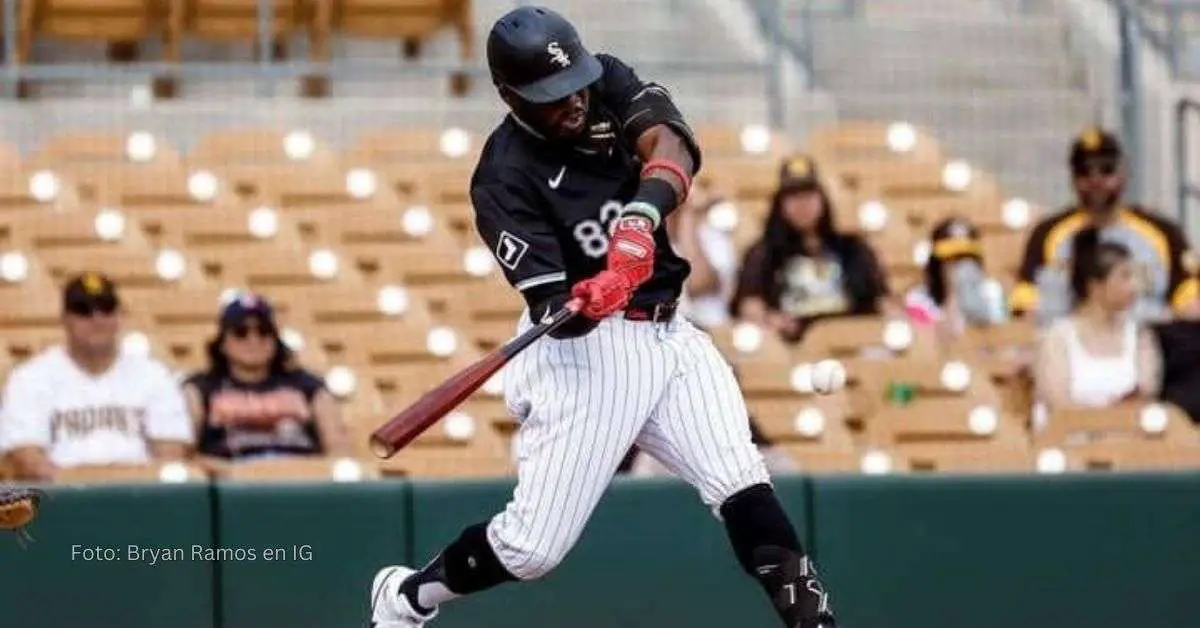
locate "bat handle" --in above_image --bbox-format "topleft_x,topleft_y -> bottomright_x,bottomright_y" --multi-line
564,297 -> 584,314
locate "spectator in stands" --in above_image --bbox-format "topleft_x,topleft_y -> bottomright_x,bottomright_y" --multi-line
0,273 -> 192,481
182,292 -> 349,461
731,155 -> 891,343
1150,319 -> 1200,423
1032,229 -> 1162,429
1012,127 -> 1199,325
667,180 -> 739,329
905,217 -> 1009,342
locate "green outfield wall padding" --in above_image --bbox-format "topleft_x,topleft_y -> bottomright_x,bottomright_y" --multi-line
6,472 -> 1198,628
213,480 -> 410,628
0,483 -> 215,628
809,472 -> 1200,628
406,475 -> 812,628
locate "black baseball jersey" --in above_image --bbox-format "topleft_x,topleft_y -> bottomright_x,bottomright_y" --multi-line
470,54 -> 701,314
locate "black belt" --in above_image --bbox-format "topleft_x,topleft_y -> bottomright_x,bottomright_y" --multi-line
623,301 -> 678,323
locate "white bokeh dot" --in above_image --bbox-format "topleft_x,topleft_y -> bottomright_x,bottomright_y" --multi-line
376,285 -> 411,316
739,124 -> 771,154
308,249 -> 340,279
425,326 -> 459,357
125,131 -> 158,162
93,208 -> 127,242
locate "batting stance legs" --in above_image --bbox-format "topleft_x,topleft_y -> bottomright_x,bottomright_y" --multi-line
370,316 -> 836,628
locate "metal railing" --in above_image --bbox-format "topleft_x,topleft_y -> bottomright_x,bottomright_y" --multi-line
1127,0 -> 1200,79
1118,1 -> 1200,224
1177,98 -> 1200,235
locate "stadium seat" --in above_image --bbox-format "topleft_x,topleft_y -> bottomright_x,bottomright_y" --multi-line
709,323 -> 794,364
27,129 -> 182,166
28,132 -> 185,202
53,462 -> 210,484
207,456 -> 382,481
886,441 -> 1036,473
190,128 -> 340,168
87,161 -> 243,212
15,0 -> 174,97
310,319 -> 464,368
1035,402 -> 1200,449
0,167 -> 82,213
0,205 -> 153,252
311,0 -> 476,96
188,241 -> 359,291
268,283 -> 437,335
36,246 -> 208,292
807,120 -> 944,166
347,126 -> 480,165
799,315 -> 938,361
152,204 -> 306,249
288,197 -> 458,256
459,277 -> 526,350
1043,438 -> 1200,472
181,0 -> 310,56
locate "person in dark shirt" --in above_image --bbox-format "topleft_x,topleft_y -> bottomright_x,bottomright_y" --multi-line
1151,320 -> 1200,423
182,292 -> 348,460
731,155 -> 891,343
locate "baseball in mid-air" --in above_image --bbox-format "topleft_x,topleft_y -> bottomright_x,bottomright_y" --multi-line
810,359 -> 847,395
791,359 -> 847,395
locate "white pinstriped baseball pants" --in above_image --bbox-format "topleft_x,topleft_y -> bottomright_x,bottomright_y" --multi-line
487,312 -> 771,581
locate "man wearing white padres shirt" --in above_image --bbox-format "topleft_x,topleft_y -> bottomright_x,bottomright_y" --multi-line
0,273 -> 192,480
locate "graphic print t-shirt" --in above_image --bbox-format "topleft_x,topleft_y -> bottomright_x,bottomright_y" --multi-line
185,369 -> 326,459
0,345 -> 193,467
777,253 -> 852,318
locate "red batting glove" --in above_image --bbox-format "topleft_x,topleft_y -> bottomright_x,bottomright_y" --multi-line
570,270 -> 633,320
606,213 -> 656,288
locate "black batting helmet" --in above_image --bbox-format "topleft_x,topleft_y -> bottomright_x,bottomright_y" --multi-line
486,6 -> 603,104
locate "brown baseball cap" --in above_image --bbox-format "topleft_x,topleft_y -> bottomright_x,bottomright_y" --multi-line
778,154 -> 822,192
1069,126 -> 1122,171
62,272 -> 120,315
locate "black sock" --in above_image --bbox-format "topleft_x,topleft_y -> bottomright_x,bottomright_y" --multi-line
398,522 -> 518,614
720,484 -> 836,627
399,555 -> 448,615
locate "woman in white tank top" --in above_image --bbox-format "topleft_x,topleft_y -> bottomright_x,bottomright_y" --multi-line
1032,229 -> 1162,430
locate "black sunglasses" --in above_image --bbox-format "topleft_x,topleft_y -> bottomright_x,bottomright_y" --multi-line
229,322 -> 276,339
1073,161 -> 1119,178
65,296 -> 119,317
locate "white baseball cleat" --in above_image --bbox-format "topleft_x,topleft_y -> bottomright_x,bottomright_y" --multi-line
371,565 -> 438,627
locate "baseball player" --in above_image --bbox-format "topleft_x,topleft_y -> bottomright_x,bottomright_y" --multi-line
370,7 -> 838,628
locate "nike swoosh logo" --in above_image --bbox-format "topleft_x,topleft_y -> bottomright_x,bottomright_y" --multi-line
756,564 -> 779,575
541,308 -> 555,324
548,166 -> 566,189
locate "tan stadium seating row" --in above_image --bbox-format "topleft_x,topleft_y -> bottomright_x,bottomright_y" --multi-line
10,0 -> 475,97
1,121 -> 1197,483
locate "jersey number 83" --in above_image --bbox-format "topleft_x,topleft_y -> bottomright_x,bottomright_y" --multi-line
573,200 -> 626,259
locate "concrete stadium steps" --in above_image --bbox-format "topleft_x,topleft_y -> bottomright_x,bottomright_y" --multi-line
831,88 -> 1093,133
810,18 -> 1075,67
814,55 -> 1082,92
19,0 -> 838,135
796,0 -> 1096,207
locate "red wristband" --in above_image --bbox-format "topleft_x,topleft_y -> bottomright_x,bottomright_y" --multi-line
640,158 -> 692,204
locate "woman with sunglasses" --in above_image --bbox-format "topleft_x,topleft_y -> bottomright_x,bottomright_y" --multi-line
181,293 -> 348,461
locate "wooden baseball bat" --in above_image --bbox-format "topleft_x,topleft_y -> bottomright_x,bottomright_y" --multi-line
369,297 -> 584,459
